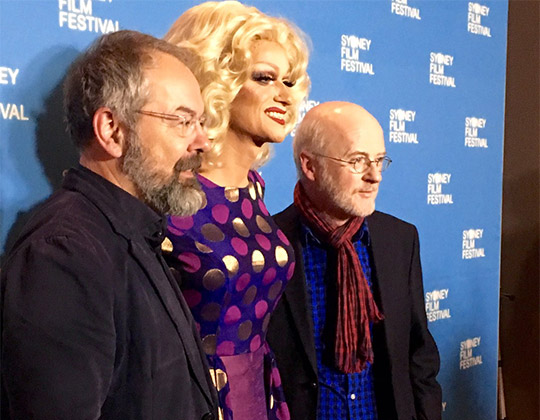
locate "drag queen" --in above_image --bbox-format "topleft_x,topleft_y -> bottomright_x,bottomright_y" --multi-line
163,2 -> 310,420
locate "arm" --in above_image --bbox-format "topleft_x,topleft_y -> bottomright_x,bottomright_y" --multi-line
1,235 -> 116,419
408,227 -> 442,420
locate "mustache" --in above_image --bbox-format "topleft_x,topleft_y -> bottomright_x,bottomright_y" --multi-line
174,153 -> 203,173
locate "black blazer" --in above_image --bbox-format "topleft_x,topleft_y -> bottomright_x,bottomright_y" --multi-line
267,205 -> 442,420
1,167 -> 218,420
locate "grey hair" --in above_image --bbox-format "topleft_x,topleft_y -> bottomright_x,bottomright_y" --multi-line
64,30 -> 193,150
292,115 -> 331,180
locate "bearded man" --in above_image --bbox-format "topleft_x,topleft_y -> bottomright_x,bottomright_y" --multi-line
1,30 -> 218,420
267,102 -> 442,420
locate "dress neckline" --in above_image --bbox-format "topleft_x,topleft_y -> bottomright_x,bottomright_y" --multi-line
197,171 -> 257,191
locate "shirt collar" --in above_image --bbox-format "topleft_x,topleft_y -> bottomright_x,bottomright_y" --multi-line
301,218 -> 371,247
63,165 -> 166,249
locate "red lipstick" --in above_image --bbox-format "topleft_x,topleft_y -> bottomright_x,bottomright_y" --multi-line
265,107 -> 286,125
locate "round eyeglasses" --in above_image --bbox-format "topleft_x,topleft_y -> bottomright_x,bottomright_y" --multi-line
136,110 -> 207,137
313,153 -> 392,174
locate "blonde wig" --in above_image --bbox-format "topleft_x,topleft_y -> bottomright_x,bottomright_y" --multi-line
164,0 -> 310,168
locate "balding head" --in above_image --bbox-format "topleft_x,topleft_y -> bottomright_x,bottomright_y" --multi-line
293,101 -> 384,179
293,101 -> 387,226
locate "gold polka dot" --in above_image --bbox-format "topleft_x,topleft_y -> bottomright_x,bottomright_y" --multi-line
223,255 -> 239,276
256,181 -> 263,198
224,187 -> 239,202
201,302 -> 221,321
268,280 -> 283,301
201,334 -> 217,355
203,269 -> 226,291
237,320 -> 253,341
201,223 -> 225,242
200,191 -> 208,209
270,394 -> 275,409
256,215 -> 272,234
209,368 -> 228,391
232,217 -> 250,237
195,241 -> 213,253
161,237 -> 173,253
243,285 -> 258,305
248,182 -> 257,200
275,246 -> 288,267
252,250 -> 265,273
262,312 -> 272,331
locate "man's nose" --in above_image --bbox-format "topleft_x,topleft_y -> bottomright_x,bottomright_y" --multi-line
363,163 -> 383,182
189,125 -> 210,153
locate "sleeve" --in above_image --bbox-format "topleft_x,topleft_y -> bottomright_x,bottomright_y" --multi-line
408,227 -> 443,420
1,235 -> 116,420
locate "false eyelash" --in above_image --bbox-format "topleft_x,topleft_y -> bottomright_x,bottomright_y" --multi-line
251,71 -> 296,88
251,71 -> 276,83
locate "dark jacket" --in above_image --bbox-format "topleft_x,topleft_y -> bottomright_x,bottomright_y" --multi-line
1,166 -> 218,420
267,205 -> 442,420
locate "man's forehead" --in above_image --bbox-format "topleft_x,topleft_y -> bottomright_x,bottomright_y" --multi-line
321,116 -> 384,154
143,51 -> 193,82
143,52 -> 203,112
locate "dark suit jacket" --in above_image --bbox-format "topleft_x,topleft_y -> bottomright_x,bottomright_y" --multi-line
267,205 -> 442,420
1,167 -> 218,420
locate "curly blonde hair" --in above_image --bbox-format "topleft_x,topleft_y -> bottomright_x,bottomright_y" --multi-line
164,1 -> 310,168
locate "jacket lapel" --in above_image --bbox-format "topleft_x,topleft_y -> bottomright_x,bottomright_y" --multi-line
128,239 -> 215,404
275,205 -> 318,376
366,212 -> 403,404
67,168 -> 216,404
366,212 -> 395,318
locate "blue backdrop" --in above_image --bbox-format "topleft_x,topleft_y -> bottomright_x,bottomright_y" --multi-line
0,1 -> 508,419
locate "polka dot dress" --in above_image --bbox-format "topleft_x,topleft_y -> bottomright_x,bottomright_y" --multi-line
166,171 -> 293,420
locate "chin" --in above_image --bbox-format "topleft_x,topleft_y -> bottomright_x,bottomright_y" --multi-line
351,200 -> 376,217
253,132 -> 287,146
269,126 -> 291,143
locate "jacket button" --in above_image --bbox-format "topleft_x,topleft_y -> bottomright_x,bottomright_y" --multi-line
310,382 -> 318,389
201,413 -> 215,420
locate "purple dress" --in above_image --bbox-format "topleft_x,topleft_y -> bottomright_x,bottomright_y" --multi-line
166,171 -> 294,420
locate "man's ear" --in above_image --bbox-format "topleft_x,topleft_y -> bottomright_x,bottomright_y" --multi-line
92,107 -> 126,158
299,150 -> 317,182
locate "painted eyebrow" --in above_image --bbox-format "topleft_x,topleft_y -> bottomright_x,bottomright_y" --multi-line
252,61 -> 279,70
252,61 -> 291,78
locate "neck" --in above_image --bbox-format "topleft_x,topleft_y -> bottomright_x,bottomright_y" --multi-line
200,129 -> 262,187
315,207 -> 350,230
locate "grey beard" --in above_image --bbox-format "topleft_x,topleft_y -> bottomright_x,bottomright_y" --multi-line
122,135 -> 205,216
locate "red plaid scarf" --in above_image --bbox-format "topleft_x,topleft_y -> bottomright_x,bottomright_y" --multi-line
294,182 -> 384,373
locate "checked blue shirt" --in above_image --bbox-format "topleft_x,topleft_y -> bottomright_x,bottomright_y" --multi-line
301,220 -> 378,420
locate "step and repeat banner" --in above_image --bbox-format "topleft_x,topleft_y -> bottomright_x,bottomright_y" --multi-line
1,1 -> 508,419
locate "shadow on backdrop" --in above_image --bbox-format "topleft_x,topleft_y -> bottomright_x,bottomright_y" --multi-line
2,47 -> 80,264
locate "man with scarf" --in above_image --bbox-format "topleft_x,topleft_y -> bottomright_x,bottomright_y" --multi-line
267,101 -> 441,420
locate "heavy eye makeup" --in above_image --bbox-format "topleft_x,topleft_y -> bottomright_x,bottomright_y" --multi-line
251,70 -> 295,87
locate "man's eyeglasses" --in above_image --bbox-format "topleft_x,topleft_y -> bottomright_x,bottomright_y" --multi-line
136,110 -> 207,137
313,153 -> 392,174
